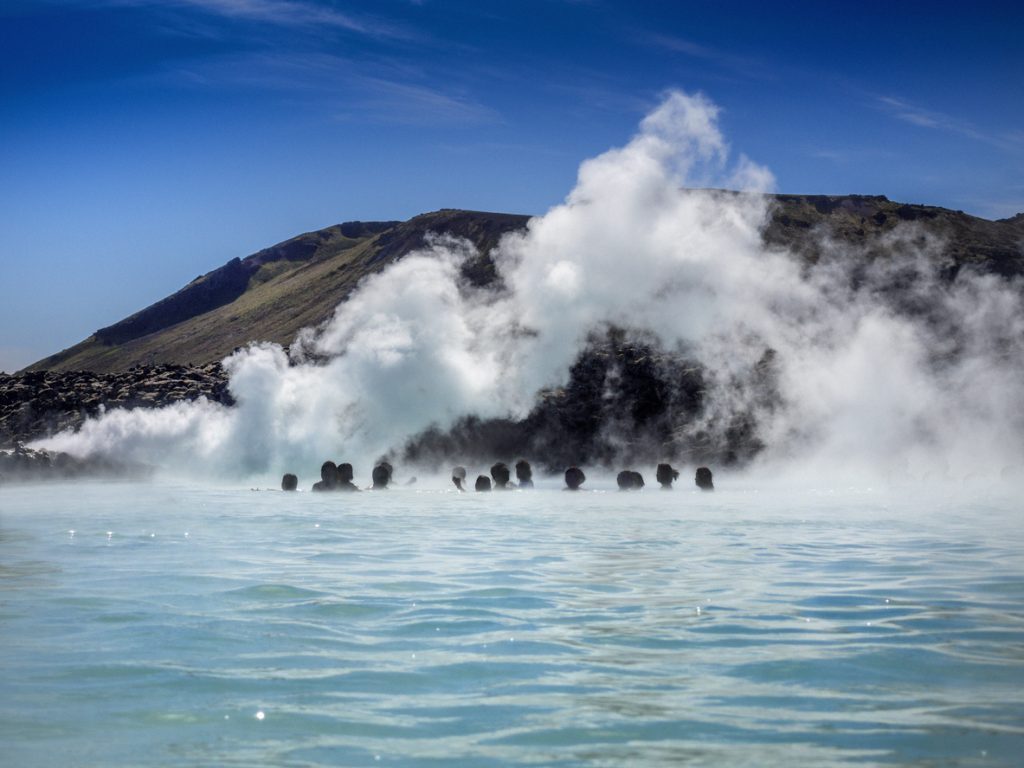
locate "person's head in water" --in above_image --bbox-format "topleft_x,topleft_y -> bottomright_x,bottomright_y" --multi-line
564,466 -> 585,491
371,463 -> 390,489
616,470 -> 644,490
695,466 -> 714,491
281,473 -> 298,491
490,462 -> 511,489
475,475 -> 492,492
656,463 -> 679,489
515,460 -> 534,488
312,461 -> 339,491
452,466 -> 467,491
335,462 -> 359,491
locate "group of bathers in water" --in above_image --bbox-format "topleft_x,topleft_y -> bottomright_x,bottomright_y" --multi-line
281,460 -> 714,492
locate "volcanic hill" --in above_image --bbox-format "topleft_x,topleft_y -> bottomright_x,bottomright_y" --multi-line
26,196 -> 1024,375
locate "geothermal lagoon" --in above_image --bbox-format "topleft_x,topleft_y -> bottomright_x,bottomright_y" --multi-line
3,86 -> 1023,767
3,0 -> 1022,762
2,479 -> 1023,766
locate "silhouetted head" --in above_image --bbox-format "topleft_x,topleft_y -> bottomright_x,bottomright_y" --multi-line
564,466 -> 585,490
54,452 -> 75,472
490,462 -> 511,489
515,460 -> 533,484
475,475 -> 492,492
337,463 -> 354,483
616,470 -> 644,490
320,461 -> 339,486
281,473 -> 298,491
372,463 -> 390,489
695,466 -> 714,491
656,463 -> 679,489
452,465 -> 466,491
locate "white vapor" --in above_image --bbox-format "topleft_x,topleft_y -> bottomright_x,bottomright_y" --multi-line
38,91 -> 1024,486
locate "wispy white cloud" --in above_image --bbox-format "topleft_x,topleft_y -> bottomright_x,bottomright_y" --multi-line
336,76 -> 502,126
543,78 -> 652,116
646,33 -> 772,80
877,96 -> 945,129
155,51 -> 500,125
181,0 -> 396,35
807,146 -> 896,164
90,0 -> 411,39
438,140 -> 566,158
875,95 -> 1024,153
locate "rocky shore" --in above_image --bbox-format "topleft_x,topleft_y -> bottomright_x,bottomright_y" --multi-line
0,443 -> 148,483
2,343 -> 756,481
0,362 -> 232,447
401,332 -> 775,472
0,364 -> 232,480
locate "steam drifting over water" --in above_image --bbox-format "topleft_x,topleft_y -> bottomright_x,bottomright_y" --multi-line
38,91 -> 1024,484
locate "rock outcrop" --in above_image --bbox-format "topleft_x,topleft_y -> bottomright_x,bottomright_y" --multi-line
0,443 -> 144,483
0,364 -> 231,448
400,330 -> 776,472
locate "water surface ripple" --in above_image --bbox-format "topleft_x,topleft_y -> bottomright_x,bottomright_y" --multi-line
1,482 -> 1022,766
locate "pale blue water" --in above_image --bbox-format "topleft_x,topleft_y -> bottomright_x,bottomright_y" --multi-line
1,480 -> 1023,766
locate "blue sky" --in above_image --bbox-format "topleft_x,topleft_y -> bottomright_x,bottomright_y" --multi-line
1,0 -> 1022,372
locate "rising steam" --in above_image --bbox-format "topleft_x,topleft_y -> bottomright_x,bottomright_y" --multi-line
38,91 -> 1024,484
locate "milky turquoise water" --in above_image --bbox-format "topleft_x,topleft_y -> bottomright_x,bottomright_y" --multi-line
1,480 -> 1023,766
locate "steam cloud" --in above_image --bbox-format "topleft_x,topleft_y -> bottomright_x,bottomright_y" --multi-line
38,91 -> 1024,484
